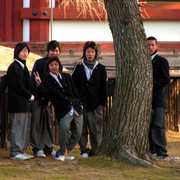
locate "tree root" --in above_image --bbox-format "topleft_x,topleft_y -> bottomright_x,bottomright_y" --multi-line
116,149 -> 159,167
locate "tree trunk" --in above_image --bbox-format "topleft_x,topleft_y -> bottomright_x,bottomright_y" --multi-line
98,0 -> 153,166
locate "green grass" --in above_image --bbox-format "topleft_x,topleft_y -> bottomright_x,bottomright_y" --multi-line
0,131 -> 179,180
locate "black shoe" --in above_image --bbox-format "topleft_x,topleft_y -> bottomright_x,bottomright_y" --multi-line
149,150 -> 156,155
89,152 -> 95,157
156,154 -> 168,159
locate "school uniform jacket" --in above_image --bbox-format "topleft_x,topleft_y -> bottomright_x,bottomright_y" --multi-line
38,72 -> 82,119
31,56 -> 63,104
7,61 -> 33,113
31,56 -> 49,89
152,54 -> 170,108
72,63 -> 107,111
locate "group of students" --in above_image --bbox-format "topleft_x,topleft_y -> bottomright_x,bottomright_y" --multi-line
7,40 -> 108,161
7,36 -> 170,161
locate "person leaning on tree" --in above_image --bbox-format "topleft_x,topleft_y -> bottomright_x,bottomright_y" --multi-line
72,41 -> 107,158
7,42 -> 35,160
147,36 -> 170,159
30,40 -> 61,158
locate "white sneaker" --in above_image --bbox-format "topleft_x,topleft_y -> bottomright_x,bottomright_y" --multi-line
55,155 -> 65,161
11,154 -> 29,160
65,156 -> 75,160
35,150 -> 46,158
23,153 -> 34,159
51,150 -> 56,157
81,153 -> 89,158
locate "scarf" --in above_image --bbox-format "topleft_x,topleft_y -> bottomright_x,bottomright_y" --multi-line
83,58 -> 97,70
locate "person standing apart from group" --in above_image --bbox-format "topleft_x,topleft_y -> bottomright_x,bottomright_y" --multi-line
34,57 -> 83,161
147,36 -> 170,158
7,42 -> 35,160
72,41 -> 107,158
30,40 -> 61,157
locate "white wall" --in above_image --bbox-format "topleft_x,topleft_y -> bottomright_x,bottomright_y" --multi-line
49,0 -> 56,8
51,20 -> 180,42
23,0 -> 30,8
52,20 -> 113,41
23,19 -> 30,42
23,0 -> 30,41
143,20 -> 180,41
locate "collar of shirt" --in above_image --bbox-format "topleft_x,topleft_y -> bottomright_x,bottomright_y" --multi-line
151,53 -> 158,60
14,59 -> 25,69
50,72 -> 63,88
82,60 -> 98,80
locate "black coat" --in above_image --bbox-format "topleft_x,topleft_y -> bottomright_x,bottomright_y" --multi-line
31,56 -> 49,90
152,54 -> 170,108
72,63 -> 107,111
7,61 -> 33,113
31,56 -> 63,103
38,73 -> 82,119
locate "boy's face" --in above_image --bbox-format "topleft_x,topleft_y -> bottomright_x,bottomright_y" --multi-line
147,40 -> 157,55
48,47 -> 60,58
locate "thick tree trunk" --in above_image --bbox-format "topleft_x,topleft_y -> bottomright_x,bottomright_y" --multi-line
98,0 -> 153,165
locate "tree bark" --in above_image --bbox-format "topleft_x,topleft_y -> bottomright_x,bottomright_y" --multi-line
98,0 -> 153,166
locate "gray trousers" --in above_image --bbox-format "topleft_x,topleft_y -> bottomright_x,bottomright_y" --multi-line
79,105 -> 103,156
56,113 -> 83,156
30,100 -> 54,155
10,112 -> 31,157
149,107 -> 168,156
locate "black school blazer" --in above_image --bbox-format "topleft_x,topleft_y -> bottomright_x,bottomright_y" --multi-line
38,72 -> 82,119
152,54 -> 170,108
7,61 -> 33,113
72,63 -> 107,111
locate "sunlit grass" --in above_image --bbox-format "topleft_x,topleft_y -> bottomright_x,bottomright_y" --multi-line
0,131 -> 179,179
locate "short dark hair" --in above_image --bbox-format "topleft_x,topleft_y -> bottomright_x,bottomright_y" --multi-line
47,40 -> 61,53
46,56 -> 62,71
14,42 -> 30,59
147,36 -> 157,44
81,41 -> 98,59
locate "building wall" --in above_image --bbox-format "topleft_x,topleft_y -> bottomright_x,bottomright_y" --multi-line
143,20 -> 180,41
51,20 -> 180,42
0,1 -> 180,42
52,20 -> 113,42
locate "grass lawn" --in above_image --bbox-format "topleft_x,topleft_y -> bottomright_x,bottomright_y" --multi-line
0,130 -> 179,180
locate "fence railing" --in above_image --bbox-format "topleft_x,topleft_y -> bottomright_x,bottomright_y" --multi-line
1,42 -> 180,58
0,70 -> 179,147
